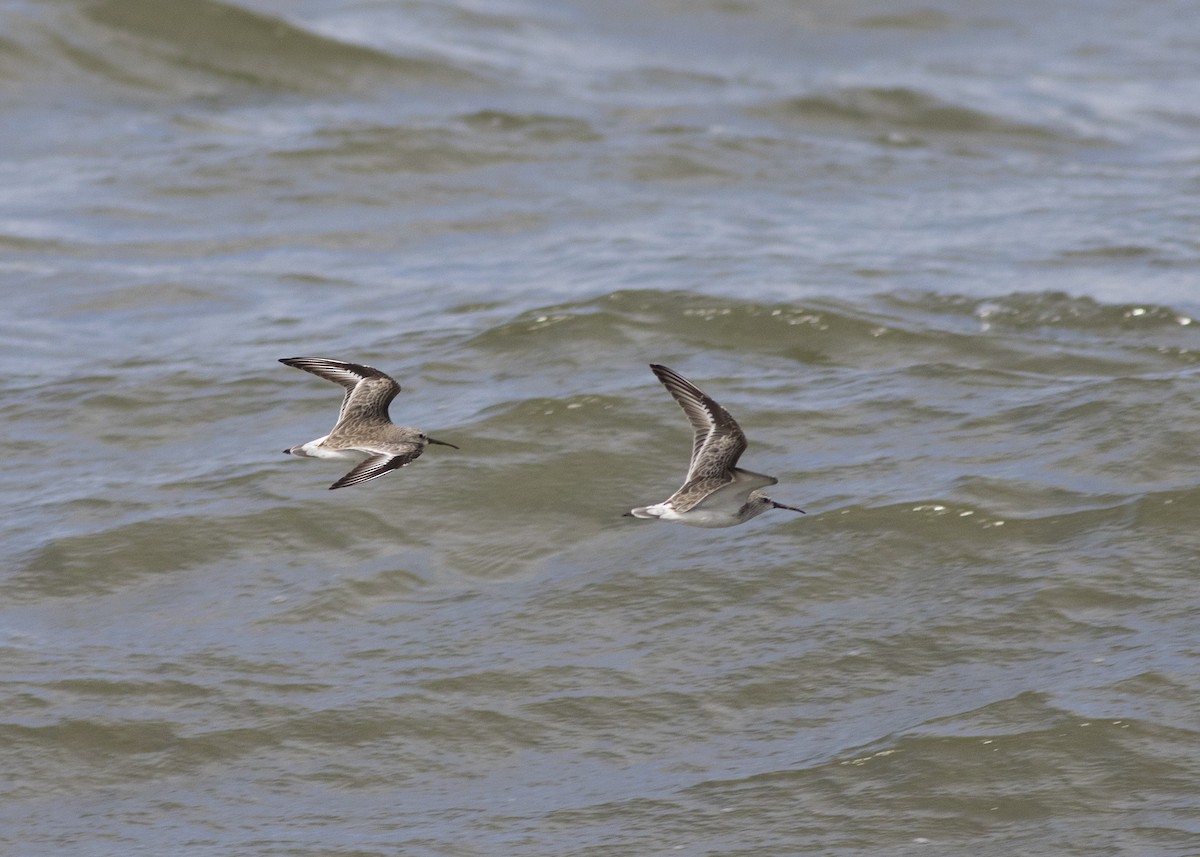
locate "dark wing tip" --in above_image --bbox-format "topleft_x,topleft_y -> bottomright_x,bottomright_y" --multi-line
280,356 -> 386,375
648,363 -> 679,382
649,364 -> 688,389
648,363 -> 702,396
648,363 -> 737,434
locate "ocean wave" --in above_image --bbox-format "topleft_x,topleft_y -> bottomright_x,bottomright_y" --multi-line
9,0 -> 480,101
753,86 -> 1073,143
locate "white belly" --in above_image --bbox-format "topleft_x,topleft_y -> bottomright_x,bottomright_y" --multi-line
632,503 -> 743,528
659,507 -> 743,528
291,436 -> 369,461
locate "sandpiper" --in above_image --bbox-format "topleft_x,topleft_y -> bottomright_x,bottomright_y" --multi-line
280,357 -> 458,490
626,364 -> 804,527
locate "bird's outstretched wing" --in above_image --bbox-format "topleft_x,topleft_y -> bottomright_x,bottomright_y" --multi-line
329,447 -> 423,490
649,364 -> 747,482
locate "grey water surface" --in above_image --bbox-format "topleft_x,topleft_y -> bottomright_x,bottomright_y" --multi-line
3,0 -> 1200,854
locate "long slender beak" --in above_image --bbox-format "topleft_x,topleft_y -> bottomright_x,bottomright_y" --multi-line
426,437 -> 459,449
772,501 -> 806,514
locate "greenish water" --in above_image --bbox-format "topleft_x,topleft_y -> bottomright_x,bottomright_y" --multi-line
3,1 -> 1200,855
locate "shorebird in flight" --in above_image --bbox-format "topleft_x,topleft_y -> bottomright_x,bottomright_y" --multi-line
627,364 -> 804,527
280,357 -> 457,489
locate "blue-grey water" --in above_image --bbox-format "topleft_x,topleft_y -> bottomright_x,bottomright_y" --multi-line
3,1 -> 1200,854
